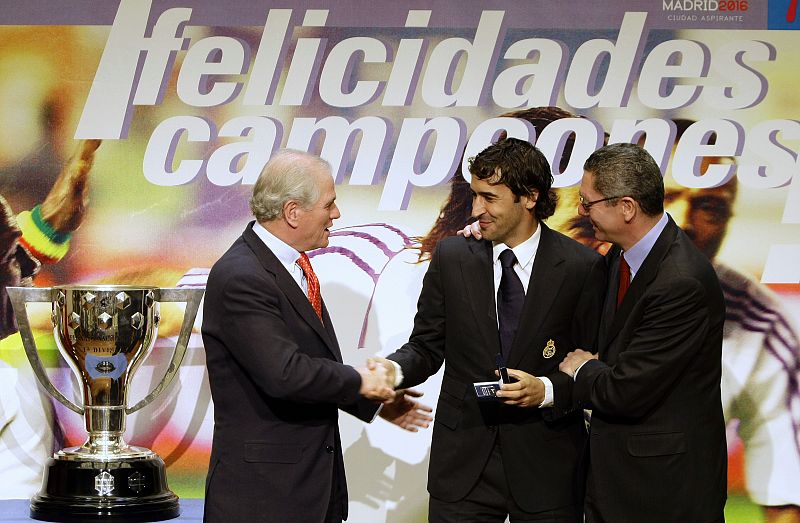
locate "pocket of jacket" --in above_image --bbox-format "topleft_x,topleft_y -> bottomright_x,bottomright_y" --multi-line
434,396 -> 461,430
627,431 -> 686,457
244,442 -> 305,463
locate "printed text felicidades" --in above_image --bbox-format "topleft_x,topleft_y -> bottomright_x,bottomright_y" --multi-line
76,2 -> 773,139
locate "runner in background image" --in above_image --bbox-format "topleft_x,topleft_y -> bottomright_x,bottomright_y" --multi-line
0,139 -> 100,498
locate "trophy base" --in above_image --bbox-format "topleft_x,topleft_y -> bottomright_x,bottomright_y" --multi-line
30,455 -> 180,522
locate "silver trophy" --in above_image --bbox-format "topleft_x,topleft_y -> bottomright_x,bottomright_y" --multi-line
7,285 -> 204,523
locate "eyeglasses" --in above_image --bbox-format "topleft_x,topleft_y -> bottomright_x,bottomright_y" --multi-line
578,195 -> 625,212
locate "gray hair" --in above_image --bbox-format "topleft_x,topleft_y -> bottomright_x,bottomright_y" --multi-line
583,143 -> 664,216
249,150 -> 331,222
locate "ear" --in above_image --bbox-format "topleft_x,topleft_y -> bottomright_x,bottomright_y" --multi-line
620,197 -> 637,223
524,189 -> 539,211
283,200 -> 300,229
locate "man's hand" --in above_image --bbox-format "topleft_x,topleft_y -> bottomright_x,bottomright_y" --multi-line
40,139 -> 101,233
367,356 -> 397,387
495,369 -> 544,407
456,221 -> 482,240
378,389 -> 433,432
559,349 -> 598,378
357,364 -> 395,401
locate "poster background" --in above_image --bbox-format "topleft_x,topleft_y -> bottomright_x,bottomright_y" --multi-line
1,1 -> 799,521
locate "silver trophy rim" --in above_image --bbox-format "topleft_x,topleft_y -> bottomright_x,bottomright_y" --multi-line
53,284 -> 161,291
5,285 -> 204,459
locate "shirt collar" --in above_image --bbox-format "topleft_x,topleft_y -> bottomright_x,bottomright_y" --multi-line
491,223 -> 542,269
623,212 -> 668,278
252,221 -> 301,270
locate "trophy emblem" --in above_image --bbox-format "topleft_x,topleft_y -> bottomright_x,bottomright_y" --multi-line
7,285 -> 204,523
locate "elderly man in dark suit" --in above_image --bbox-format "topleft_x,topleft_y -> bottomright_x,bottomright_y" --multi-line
201,150 -> 429,523
560,143 -> 727,522
372,138 -> 605,522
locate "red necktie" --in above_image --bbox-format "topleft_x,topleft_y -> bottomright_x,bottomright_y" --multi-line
617,253 -> 630,308
297,253 -> 323,321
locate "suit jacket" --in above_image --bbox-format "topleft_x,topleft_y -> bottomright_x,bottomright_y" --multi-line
202,223 -> 378,522
574,217 -> 727,522
387,223 -> 605,512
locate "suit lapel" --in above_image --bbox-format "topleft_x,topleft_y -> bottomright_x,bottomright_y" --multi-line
603,218 -> 680,353
319,300 -> 343,362
241,224 -> 340,358
461,239 -> 502,358
597,245 -> 620,351
508,224 -> 565,368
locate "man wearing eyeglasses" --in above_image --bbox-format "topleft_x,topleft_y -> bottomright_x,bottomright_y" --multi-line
559,143 -> 727,523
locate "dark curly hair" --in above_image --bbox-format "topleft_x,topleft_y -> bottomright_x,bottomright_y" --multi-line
469,137 -> 557,220
417,106 -> 581,261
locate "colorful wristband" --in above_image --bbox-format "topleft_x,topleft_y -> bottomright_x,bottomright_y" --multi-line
31,204 -> 72,243
16,206 -> 71,264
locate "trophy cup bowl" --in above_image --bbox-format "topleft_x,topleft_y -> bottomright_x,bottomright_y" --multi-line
7,285 -> 204,523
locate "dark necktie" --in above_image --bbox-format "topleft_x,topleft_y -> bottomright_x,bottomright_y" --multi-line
497,249 -> 525,359
617,253 -> 630,308
297,252 -> 323,321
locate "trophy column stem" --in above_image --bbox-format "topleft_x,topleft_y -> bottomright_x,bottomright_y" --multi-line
84,431 -> 127,455
85,405 -> 126,433
82,405 -> 129,456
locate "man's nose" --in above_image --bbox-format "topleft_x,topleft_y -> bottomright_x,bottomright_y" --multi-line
331,203 -> 341,220
471,198 -> 484,218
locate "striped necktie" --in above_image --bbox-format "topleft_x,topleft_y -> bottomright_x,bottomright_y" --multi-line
297,252 -> 323,321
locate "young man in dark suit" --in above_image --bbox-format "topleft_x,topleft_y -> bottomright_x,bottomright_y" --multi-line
201,150 -> 429,522
560,143 -> 727,522
372,138 -> 605,522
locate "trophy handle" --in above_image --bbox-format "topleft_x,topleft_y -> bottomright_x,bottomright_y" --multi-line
6,286 -> 84,415
126,287 -> 204,414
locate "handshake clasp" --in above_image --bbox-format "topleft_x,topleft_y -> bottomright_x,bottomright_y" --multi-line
357,356 -> 397,402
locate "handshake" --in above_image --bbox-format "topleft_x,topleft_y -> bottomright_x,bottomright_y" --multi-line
356,357 -> 433,432
356,356 -> 397,402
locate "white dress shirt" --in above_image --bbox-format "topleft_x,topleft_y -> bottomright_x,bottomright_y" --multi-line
252,221 -> 309,295
492,226 -> 553,408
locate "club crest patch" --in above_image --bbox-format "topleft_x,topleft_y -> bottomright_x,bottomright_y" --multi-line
543,339 -> 556,359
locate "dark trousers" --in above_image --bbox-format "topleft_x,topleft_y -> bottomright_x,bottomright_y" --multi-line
584,471 -> 606,523
584,470 -> 725,523
429,442 -> 580,523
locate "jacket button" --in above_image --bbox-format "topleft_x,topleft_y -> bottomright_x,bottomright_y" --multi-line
325,445 -> 335,454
